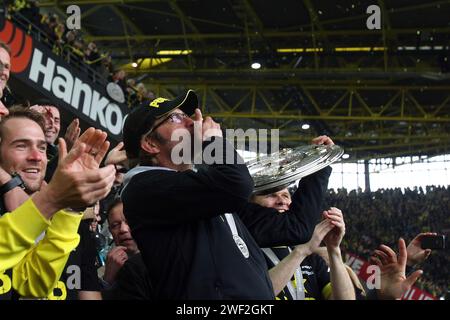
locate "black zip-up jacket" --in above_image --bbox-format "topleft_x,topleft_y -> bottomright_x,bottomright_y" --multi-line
121,137 -> 274,300
122,137 -> 332,300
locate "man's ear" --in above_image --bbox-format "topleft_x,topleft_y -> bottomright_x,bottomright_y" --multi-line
141,135 -> 160,155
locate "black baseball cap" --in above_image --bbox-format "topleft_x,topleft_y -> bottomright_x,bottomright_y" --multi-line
252,183 -> 291,196
123,89 -> 198,159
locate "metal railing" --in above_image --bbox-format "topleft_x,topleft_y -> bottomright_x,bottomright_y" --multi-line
10,12 -> 109,87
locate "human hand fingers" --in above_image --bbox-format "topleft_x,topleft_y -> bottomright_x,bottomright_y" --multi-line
311,135 -> 335,146
94,139 -> 111,164
105,142 -> 127,165
85,129 -> 108,155
66,118 -> 80,137
57,137 -> 68,162
315,220 -> 335,238
398,238 -> 408,267
77,127 -> 95,145
112,141 -> 124,152
412,232 -> 437,243
374,249 -> 390,265
379,244 -> 397,259
60,139 -> 87,167
369,256 -> 383,268
67,165 -> 116,206
110,246 -> 128,255
193,108 -> 203,122
327,207 -> 342,215
404,270 -> 423,288
323,210 -> 343,221
202,116 -> 222,139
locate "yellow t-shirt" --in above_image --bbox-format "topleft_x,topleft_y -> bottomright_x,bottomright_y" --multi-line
0,198 -> 82,297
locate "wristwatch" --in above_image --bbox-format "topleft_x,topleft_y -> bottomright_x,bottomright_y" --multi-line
0,172 -> 25,196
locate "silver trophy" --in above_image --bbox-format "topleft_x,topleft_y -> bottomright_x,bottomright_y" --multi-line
247,144 -> 344,193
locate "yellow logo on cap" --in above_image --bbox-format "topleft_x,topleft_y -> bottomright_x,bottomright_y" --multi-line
149,97 -> 169,108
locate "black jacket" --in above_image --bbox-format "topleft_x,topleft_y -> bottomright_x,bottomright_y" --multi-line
121,137 -> 274,300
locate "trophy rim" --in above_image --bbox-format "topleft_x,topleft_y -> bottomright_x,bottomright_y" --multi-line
248,144 -> 344,193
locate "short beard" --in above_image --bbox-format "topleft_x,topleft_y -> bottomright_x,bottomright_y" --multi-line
24,180 -> 43,194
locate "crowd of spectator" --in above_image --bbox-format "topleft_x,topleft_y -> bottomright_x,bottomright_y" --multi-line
6,0 -> 155,108
325,186 -> 450,298
2,0 -> 448,301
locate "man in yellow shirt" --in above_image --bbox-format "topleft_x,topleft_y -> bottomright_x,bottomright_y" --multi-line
0,107 -> 116,298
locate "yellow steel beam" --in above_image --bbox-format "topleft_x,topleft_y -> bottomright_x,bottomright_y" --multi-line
207,88 -> 230,112
291,1 -> 449,29
353,90 -> 375,116
146,79 -> 450,88
325,91 -> 349,115
80,4 -> 102,18
301,87 -> 324,114
349,145 -> 450,162
109,5 -> 144,36
230,92 -> 251,112
377,91 -> 401,115
269,134 -> 450,142
433,94 -> 450,116
86,27 -> 450,42
303,0 -> 327,69
347,140 -> 449,152
257,91 -> 276,114
279,99 -> 293,114
206,113 -> 450,122
169,0 -> 200,34
40,0 -> 156,5
406,91 -> 428,116
124,67 -> 443,75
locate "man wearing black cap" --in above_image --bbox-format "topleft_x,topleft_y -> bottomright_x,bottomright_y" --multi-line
121,90 -> 335,299
121,90 -> 275,299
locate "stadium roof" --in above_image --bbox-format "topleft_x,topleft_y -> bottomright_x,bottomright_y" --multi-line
39,0 -> 450,161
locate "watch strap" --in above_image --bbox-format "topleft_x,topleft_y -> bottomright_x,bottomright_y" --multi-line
0,173 -> 25,196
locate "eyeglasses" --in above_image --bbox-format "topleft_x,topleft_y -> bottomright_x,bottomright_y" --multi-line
144,112 -> 189,137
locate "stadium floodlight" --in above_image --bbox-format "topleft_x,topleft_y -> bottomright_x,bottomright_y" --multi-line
251,62 -> 261,69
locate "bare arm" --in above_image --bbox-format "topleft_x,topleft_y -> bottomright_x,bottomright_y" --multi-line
268,219 -> 334,296
78,291 -> 102,300
327,247 -> 356,300
268,245 -> 309,296
323,208 -> 355,300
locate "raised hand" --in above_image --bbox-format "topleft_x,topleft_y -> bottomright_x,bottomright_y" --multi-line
322,207 -> 345,249
105,142 -> 127,166
370,238 -> 423,300
32,128 -> 116,218
193,108 -> 222,141
300,219 -> 335,256
104,246 -> 129,285
64,127 -> 110,170
311,135 -> 334,146
64,118 -> 81,151
406,232 -> 436,266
